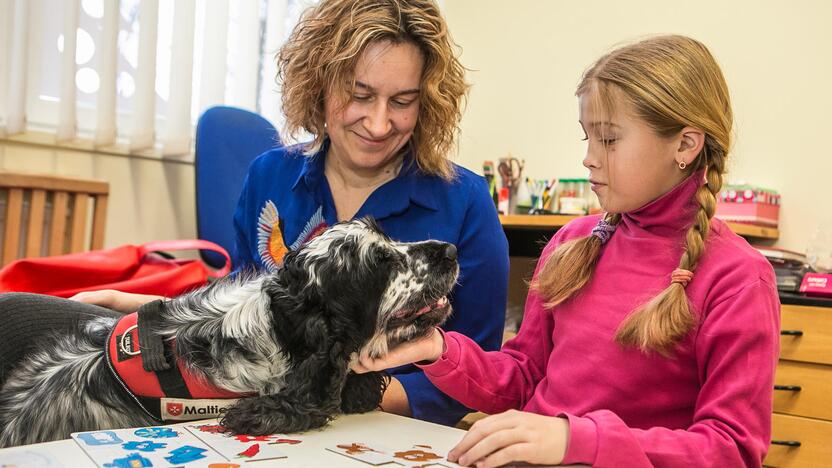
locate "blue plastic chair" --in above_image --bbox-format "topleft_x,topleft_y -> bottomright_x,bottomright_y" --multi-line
194,106 -> 281,269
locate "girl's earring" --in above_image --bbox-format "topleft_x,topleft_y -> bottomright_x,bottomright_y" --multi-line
678,160 -> 687,170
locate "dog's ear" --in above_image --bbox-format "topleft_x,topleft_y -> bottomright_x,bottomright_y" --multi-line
271,248 -> 313,298
268,246 -> 370,356
268,293 -> 326,355
263,247 -> 333,349
220,322 -> 351,435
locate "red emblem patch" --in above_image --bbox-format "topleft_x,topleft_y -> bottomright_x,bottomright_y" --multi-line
166,402 -> 184,416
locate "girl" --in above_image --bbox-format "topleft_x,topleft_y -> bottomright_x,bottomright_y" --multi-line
354,35 -> 779,467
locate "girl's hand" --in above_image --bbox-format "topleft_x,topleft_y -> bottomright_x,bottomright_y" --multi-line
69,289 -> 163,313
448,410 -> 569,467
350,327 -> 445,373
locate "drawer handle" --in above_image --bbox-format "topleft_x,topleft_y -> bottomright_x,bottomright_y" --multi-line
771,440 -> 801,447
780,330 -> 803,337
773,385 -> 802,392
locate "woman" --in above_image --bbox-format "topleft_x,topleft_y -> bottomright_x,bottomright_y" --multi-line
72,0 -> 509,426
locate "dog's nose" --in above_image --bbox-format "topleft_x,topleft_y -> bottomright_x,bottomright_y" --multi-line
443,244 -> 457,262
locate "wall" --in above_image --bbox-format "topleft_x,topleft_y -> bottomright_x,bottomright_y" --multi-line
4,1 -> 830,263
444,0 -> 832,254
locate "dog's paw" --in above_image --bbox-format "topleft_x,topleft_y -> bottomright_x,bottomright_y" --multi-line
220,395 -> 332,435
220,398 -> 281,435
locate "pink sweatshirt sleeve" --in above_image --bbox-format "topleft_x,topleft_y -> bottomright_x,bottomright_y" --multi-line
561,277 -> 780,467
418,239 -> 561,414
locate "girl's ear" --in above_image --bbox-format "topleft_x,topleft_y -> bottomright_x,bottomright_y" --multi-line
677,126 -> 706,167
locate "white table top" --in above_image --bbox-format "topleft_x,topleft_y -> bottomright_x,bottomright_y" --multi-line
0,411 -> 468,467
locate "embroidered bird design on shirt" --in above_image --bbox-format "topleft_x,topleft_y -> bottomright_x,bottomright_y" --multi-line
257,202 -> 326,271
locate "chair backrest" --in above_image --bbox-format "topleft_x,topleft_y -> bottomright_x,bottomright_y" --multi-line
0,171 -> 109,267
195,106 -> 281,269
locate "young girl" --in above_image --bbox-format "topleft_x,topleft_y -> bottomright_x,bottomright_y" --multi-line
353,35 -> 779,467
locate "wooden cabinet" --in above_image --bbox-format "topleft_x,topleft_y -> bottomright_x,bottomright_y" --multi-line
766,414 -> 832,467
765,304 -> 832,467
779,305 -> 832,365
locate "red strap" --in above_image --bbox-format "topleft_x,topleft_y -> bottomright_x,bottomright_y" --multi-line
139,240 -> 231,278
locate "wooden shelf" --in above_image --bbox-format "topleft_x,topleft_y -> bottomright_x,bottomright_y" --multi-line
499,214 -> 580,229
726,222 -> 779,240
499,214 -> 779,240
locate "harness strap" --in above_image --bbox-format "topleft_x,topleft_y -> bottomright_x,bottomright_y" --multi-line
136,300 -> 169,371
136,300 -> 193,399
153,347 -> 193,399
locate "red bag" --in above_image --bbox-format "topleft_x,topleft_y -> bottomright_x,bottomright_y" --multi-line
0,240 -> 231,298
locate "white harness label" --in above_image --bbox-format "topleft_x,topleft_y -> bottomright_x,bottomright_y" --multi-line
160,398 -> 239,421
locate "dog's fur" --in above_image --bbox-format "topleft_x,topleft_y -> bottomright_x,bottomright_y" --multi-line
0,218 -> 459,447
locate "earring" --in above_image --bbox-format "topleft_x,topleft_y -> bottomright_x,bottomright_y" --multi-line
678,161 -> 687,170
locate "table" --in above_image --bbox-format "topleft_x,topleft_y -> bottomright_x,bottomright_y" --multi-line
0,411 -> 467,467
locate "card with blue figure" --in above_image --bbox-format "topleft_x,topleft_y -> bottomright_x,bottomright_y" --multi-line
72,425 -> 225,467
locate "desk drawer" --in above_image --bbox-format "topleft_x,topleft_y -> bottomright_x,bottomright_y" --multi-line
773,361 -> 832,420
780,305 -> 832,366
764,413 -> 832,467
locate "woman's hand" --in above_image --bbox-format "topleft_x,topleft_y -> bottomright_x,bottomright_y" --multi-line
350,327 -> 446,374
448,410 -> 569,467
69,289 -> 163,313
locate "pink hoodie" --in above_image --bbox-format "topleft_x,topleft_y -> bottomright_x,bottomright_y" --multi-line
420,173 -> 780,467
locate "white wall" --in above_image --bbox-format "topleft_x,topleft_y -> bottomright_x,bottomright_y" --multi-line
444,0 -> 832,253
3,1 -> 829,255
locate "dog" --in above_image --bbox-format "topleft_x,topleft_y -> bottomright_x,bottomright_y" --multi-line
0,218 -> 459,447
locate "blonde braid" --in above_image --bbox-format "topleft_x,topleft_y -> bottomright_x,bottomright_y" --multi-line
615,145 -> 725,355
532,212 -> 622,308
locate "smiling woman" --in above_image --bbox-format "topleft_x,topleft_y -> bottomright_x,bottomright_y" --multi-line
322,40 -> 425,221
324,41 -> 423,168
277,0 -> 468,180
66,0 -> 510,430
233,0 -> 508,426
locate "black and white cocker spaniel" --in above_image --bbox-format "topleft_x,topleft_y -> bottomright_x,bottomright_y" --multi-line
0,218 -> 459,447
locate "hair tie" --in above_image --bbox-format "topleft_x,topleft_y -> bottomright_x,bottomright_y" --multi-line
590,218 -> 617,245
671,268 -> 694,287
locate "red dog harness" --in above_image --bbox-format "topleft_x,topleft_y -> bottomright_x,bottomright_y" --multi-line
105,301 -> 244,421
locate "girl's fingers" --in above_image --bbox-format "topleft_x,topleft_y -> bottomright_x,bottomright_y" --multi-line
478,442 -> 532,468
448,411 -> 519,462
350,349 -> 412,373
456,427 -> 524,467
355,333 -> 441,372
349,360 -> 371,374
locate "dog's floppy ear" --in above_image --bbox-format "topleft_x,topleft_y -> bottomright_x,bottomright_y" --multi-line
220,318 -> 351,434
267,242 -> 366,361
220,342 -> 348,434
270,242 -> 368,355
222,264 -> 357,435
271,248 -> 312,297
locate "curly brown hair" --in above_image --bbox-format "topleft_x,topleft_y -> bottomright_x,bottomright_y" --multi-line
277,0 -> 468,179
